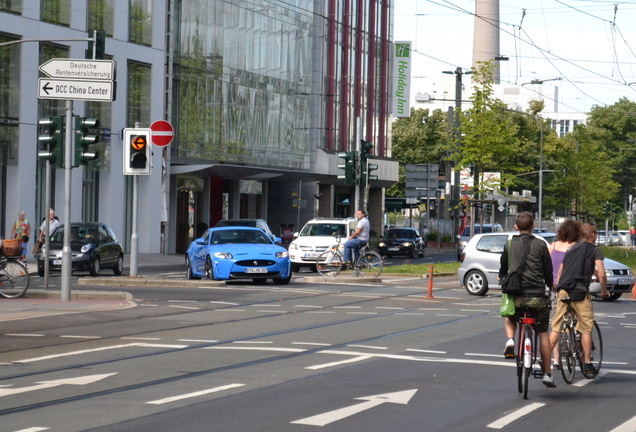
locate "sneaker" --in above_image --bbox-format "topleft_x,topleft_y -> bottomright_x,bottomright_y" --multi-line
584,363 -> 598,377
504,339 -> 515,359
543,374 -> 557,388
552,361 -> 561,370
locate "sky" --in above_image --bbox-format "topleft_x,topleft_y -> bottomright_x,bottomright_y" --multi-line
393,0 -> 636,114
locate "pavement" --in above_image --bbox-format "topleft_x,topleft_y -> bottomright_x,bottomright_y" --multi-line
0,247 -> 457,323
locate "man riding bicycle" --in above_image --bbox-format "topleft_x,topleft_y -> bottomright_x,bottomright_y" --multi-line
343,209 -> 370,266
550,223 -> 609,377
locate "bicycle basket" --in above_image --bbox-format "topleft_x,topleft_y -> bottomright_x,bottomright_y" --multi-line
1,238 -> 21,257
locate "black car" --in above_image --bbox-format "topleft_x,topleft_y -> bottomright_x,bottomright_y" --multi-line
377,228 -> 425,258
37,222 -> 124,277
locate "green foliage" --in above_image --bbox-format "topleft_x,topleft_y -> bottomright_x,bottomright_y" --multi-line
599,246 -> 636,270
386,262 -> 460,275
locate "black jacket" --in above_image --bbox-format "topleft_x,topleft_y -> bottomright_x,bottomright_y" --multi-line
499,233 -> 553,296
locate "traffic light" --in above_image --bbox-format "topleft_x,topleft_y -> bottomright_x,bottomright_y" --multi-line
337,151 -> 356,185
123,128 -> 151,175
87,29 -> 106,59
74,116 -> 100,166
360,140 -> 373,161
359,161 -> 379,186
38,117 -> 64,167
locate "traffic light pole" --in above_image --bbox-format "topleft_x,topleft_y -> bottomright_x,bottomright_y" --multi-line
355,118 -> 361,211
130,122 -> 141,277
61,100 -> 73,301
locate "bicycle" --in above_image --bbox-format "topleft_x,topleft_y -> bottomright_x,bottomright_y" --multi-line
514,308 -> 545,399
557,297 -> 603,384
0,256 -> 30,299
316,236 -> 383,278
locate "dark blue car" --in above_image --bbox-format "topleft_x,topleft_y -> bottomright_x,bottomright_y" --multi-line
185,226 -> 291,284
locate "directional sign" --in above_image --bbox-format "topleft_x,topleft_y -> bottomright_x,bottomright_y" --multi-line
0,373 -> 117,398
38,78 -> 114,102
291,389 -> 418,426
150,120 -> 174,147
39,58 -> 115,81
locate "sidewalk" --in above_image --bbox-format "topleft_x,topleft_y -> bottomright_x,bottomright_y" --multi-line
1,248 -> 456,323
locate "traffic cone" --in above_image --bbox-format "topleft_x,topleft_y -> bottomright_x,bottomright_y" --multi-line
632,283 -> 636,300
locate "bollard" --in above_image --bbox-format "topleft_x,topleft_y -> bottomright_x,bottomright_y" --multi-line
425,264 -> 435,299
632,283 -> 636,300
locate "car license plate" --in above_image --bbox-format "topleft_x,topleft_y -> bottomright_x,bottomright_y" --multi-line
388,247 -> 400,251
304,252 -> 320,258
52,259 -> 62,265
616,279 -> 627,285
245,267 -> 267,274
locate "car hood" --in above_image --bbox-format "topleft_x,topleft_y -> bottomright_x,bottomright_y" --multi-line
290,236 -> 339,248
42,241 -> 92,254
381,237 -> 416,243
603,257 -> 630,270
207,244 -> 286,257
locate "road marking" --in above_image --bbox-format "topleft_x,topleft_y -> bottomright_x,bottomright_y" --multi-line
178,339 -> 218,343
407,349 -> 446,354
291,389 -> 417,426
169,300 -> 197,303
232,341 -> 273,344
122,337 -> 162,341
15,343 -> 188,363
5,333 -> 45,337
334,306 -> 362,309
169,305 -> 200,310
13,427 -> 49,432
60,335 -> 101,339
306,355 -> 372,370
436,313 -> 467,317
347,312 -> 378,315
292,342 -> 331,346
306,311 -> 335,314
487,402 -> 545,429
375,307 -> 405,310
147,383 -> 245,405
294,305 -> 323,309
252,304 -> 281,307
0,373 -> 117,398
347,344 -> 387,350
209,301 -> 239,305
204,346 -> 306,353
609,415 -> 636,432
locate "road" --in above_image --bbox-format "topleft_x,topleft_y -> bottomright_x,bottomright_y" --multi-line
1,273 -> 635,431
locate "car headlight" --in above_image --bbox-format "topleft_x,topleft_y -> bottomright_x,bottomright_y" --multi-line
81,244 -> 93,253
402,242 -> 412,247
378,242 -> 386,247
214,252 -> 233,259
288,243 -> 298,251
276,251 -> 289,259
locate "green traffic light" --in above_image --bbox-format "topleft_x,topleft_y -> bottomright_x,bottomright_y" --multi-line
38,116 -> 64,166
74,116 -> 100,166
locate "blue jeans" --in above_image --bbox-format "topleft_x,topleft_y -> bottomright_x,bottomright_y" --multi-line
343,238 -> 367,262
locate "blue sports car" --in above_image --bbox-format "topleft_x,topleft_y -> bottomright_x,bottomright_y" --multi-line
185,226 -> 291,284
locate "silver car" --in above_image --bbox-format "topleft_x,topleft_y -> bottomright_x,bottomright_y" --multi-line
458,232 -> 634,301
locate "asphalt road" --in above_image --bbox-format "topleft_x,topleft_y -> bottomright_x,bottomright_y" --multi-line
1,276 -> 635,432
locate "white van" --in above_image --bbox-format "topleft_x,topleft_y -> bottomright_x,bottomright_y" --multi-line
288,218 -> 357,272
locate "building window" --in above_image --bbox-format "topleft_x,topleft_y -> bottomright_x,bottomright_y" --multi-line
0,33 -> 20,165
0,0 -> 21,14
129,0 -> 152,46
41,0 -> 70,26
88,0 -> 115,36
127,61 -> 151,127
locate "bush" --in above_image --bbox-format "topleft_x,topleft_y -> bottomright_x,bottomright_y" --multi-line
427,231 -> 438,242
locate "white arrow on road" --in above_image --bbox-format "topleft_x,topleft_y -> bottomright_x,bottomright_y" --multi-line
0,373 -> 117,398
291,389 -> 418,426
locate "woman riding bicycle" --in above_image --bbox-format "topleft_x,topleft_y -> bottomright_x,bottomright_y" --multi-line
549,223 -> 609,377
343,209 -> 370,266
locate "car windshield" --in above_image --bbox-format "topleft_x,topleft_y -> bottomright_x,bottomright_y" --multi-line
216,220 -> 257,227
300,223 -> 345,237
50,225 -> 97,243
211,229 -> 271,245
385,229 -> 413,239
462,226 -> 495,236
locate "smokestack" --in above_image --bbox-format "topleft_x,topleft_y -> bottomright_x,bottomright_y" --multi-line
473,0 -> 500,83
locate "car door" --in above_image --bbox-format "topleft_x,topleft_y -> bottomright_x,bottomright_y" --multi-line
97,225 -> 116,267
475,234 -> 511,287
191,229 -> 210,273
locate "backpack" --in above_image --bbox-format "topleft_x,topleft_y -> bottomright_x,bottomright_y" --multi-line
557,242 -> 596,301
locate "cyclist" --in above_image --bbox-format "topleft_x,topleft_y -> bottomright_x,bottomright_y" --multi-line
499,211 -> 556,388
550,223 -> 609,377
343,209 -> 370,266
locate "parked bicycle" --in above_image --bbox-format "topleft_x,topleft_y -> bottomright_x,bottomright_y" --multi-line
557,297 -> 603,383
316,236 -> 383,278
0,256 -> 30,298
514,308 -> 545,399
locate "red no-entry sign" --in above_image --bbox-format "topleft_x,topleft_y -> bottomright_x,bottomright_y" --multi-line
150,120 -> 174,147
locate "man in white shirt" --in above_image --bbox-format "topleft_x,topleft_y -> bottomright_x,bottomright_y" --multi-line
343,209 -> 370,264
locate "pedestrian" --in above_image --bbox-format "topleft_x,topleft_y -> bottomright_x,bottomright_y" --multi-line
10,210 -> 31,261
35,208 -> 61,256
549,223 -> 609,377
548,219 -> 582,369
500,211 -> 556,388
630,226 -> 636,246
343,209 -> 370,265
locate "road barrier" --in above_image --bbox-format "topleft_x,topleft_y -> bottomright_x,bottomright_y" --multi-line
426,264 -> 435,299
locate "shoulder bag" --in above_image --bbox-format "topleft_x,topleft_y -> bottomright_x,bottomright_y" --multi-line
500,237 -> 533,296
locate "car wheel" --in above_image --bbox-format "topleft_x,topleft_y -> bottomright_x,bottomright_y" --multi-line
291,263 -> 301,273
204,256 -> 214,280
89,256 -> 101,277
409,247 -> 417,258
113,254 -> 124,275
273,275 -> 291,285
185,256 -> 199,280
464,269 -> 489,296
603,292 -> 622,301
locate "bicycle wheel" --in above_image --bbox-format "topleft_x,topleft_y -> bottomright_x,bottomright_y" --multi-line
558,321 -> 576,384
356,251 -> 383,278
580,320 -> 603,379
0,260 -> 30,299
316,250 -> 343,277
516,325 -> 524,394
521,325 -> 532,400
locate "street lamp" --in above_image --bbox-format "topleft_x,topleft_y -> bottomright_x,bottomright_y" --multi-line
522,77 -> 562,86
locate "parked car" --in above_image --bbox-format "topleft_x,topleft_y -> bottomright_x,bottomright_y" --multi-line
457,232 -> 634,300
37,222 -> 124,277
214,218 -> 276,241
616,230 -> 630,246
457,223 -> 503,260
609,231 -> 624,246
377,228 -> 425,258
185,226 -> 291,284
287,218 -> 358,272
